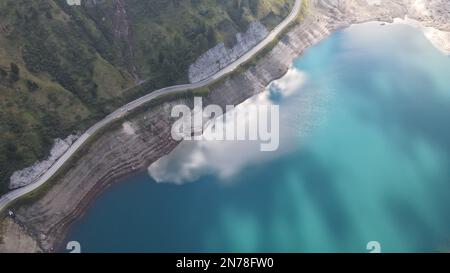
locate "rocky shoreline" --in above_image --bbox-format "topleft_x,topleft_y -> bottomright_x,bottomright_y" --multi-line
1,0 -> 449,253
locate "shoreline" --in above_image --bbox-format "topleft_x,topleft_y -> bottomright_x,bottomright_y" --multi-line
1,0 -> 450,253
393,17 -> 450,55
59,14 -> 449,253
53,167 -> 149,253
54,54 -> 308,252
0,0 -> 303,214
54,53 -> 303,252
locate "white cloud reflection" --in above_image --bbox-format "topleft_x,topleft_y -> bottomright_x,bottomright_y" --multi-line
148,68 -> 326,184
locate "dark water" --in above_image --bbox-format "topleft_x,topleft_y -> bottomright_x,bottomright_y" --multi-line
67,23 -> 450,252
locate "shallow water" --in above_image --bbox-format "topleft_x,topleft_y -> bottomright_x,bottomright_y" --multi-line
67,23 -> 450,253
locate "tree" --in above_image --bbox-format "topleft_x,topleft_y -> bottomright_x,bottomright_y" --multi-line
249,0 -> 260,16
0,67 -> 7,82
5,141 -> 22,162
9,63 -> 20,82
26,80 -> 39,92
206,27 -> 217,47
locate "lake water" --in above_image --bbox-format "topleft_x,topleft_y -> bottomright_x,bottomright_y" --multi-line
67,23 -> 450,253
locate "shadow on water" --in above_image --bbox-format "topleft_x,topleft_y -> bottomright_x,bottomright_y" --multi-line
199,149 -> 362,252
384,196 -> 440,252
290,151 -> 357,247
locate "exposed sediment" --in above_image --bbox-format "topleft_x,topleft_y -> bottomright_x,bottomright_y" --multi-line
1,0 -> 449,252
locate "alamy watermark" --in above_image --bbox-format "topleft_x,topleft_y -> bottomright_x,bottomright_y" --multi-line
171,97 -> 280,152
367,241 -> 381,253
66,241 -> 81,253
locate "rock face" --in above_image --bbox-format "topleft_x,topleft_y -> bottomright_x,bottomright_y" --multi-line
188,21 -> 269,83
403,0 -> 450,54
66,0 -> 81,6
395,17 -> 450,55
9,135 -> 79,190
1,0 -> 450,253
407,0 -> 450,31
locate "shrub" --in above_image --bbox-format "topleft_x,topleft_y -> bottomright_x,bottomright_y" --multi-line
9,63 -> 20,82
26,79 -> 39,92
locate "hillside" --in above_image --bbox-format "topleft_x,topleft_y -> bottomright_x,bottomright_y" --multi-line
0,0 -> 294,194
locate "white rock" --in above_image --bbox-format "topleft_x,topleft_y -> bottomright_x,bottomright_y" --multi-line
188,21 -> 269,83
122,121 -> 136,135
394,17 -> 450,55
9,135 -> 79,190
66,0 -> 81,6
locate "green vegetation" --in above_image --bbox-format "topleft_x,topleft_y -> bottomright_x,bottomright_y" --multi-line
9,88 -> 211,212
298,0 -> 310,21
0,0 -> 294,195
9,63 -> 20,83
206,0 -> 310,90
110,0 -> 296,101
123,0 -> 294,85
25,80 -> 39,92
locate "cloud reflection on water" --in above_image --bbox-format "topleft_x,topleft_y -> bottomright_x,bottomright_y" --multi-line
148,69 -> 326,184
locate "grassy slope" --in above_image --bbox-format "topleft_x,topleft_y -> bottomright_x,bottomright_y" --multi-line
0,0 -> 133,194
0,0 -> 294,194
128,0 -> 294,87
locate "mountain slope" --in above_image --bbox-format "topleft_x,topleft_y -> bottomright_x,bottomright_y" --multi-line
0,0 -> 294,194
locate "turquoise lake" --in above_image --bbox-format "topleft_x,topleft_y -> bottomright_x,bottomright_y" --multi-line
67,23 -> 450,253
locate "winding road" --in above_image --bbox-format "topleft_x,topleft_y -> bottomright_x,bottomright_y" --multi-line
0,0 -> 302,213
